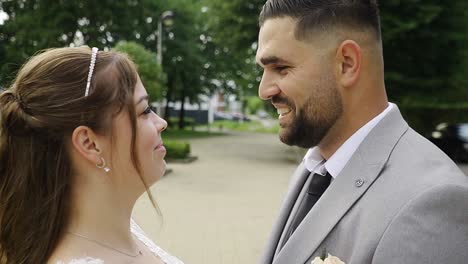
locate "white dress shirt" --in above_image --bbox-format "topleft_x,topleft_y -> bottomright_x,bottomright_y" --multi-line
304,103 -> 394,178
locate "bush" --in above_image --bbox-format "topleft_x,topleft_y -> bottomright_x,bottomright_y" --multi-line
245,96 -> 264,114
164,140 -> 191,159
167,117 -> 197,129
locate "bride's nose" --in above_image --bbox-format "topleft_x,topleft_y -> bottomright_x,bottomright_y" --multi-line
155,114 -> 167,133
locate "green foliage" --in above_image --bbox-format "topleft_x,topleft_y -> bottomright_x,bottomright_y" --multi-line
0,0 -> 216,129
167,117 -> 196,128
379,1 -> 468,104
400,104 -> 468,136
0,0 -> 162,86
212,120 -> 279,134
163,128 -> 225,140
164,140 -> 191,159
203,0 -> 468,105
2,0 -> 467,111
245,96 -> 265,114
201,0 -> 264,96
160,0 -> 208,102
113,41 -> 165,101
154,0 -> 220,129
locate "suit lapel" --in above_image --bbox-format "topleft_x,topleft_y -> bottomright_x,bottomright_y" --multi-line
260,162 -> 310,264
273,106 -> 409,264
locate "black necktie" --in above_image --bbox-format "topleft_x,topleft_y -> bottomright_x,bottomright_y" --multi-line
286,172 -> 332,241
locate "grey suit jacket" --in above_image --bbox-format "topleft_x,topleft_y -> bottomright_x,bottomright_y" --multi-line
260,106 -> 468,264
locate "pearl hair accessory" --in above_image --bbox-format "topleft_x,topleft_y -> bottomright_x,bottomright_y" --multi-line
84,47 -> 99,97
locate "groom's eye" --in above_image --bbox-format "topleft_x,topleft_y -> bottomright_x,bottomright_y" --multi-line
275,66 -> 289,73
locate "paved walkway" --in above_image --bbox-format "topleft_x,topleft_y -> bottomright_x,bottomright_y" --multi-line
133,132 -> 297,264
133,132 -> 468,264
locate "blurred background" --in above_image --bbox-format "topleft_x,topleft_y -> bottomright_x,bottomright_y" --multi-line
1,1 -> 467,263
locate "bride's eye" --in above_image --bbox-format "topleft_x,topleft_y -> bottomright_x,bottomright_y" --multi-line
142,106 -> 152,115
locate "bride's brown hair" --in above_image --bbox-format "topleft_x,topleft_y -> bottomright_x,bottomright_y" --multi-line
0,47 -> 159,263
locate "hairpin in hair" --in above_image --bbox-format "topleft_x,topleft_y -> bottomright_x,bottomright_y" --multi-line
84,47 -> 99,97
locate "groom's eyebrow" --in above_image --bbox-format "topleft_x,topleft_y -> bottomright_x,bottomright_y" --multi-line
257,56 -> 289,67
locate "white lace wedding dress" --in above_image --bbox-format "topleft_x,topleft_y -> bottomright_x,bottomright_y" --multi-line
56,219 -> 184,264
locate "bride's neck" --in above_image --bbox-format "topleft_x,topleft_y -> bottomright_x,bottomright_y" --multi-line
67,178 -> 138,248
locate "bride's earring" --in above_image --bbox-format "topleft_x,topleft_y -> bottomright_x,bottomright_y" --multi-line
96,157 -> 111,173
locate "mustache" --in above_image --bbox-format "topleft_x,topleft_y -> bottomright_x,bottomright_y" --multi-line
271,95 -> 293,107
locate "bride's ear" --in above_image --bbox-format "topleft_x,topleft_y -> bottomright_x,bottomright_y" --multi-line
71,126 -> 104,165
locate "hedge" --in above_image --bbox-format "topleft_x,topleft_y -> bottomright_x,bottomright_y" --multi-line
167,117 -> 197,129
164,140 -> 191,160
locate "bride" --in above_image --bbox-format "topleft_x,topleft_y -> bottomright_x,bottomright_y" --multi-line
0,47 -> 184,264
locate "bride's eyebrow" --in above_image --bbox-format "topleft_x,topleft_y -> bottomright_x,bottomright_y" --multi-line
136,95 -> 149,105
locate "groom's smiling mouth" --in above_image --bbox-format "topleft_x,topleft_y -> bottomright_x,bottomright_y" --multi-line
277,107 -> 292,119
272,96 -> 294,120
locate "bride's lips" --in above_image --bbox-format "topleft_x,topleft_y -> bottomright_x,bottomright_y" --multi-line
154,142 -> 166,154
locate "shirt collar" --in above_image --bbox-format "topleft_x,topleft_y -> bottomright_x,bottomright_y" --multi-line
303,147 -> 328,175
303,103 -> 393,179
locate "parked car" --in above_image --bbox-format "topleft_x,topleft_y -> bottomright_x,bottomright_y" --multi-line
427,123 -> 468,163
214,111 -> 233,121
231,112 -> 250,122
256,109 -> 271,119
214,111 -> 250,122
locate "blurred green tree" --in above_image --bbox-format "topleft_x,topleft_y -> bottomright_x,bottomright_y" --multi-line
201,0 -> 264,99
2,0 -> 466,111
0,0 -> 216,129
380,1 -> 468,104
202,0 -> 468,104
113,41 -> 165,101
0,0 -> 162,86
158,0 -> 211,129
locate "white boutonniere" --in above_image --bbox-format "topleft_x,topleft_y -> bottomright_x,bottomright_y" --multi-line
311,253 -> 345,264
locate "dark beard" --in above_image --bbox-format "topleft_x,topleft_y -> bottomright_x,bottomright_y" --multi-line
280,108 -> 331,148
279,92 -> 343,148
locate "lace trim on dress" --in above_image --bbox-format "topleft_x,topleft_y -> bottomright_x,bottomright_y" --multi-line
56,257 -> 104,264
130,219 -> 184,264
55,218 -> 184,264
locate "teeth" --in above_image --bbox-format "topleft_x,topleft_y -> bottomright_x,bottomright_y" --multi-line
277,108 -> 291,115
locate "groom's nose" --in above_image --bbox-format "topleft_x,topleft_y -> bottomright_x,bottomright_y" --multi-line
258,71 -> 281,100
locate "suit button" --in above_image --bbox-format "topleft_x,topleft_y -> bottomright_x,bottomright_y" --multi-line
355,179 -> 365,187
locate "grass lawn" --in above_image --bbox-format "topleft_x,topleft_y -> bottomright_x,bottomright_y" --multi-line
162,122 -> 277,159
210,120 -> 279,134
162,129 -> 225,159
163,128 -> 225,141
162,119 -> 278,141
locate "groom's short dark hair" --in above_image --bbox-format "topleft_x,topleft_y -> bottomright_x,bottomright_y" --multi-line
259,0 -> 381,41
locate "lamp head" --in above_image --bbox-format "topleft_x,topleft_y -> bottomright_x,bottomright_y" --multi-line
161,10 -> 174,27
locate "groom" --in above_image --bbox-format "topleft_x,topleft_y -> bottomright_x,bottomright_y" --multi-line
256,1 -> 468,263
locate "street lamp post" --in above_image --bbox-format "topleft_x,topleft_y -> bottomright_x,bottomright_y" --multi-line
156,10 -> 174,117
157,10 -> 174,66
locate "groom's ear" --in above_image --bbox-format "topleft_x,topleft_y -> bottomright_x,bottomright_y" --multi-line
335,40 -> 362,88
